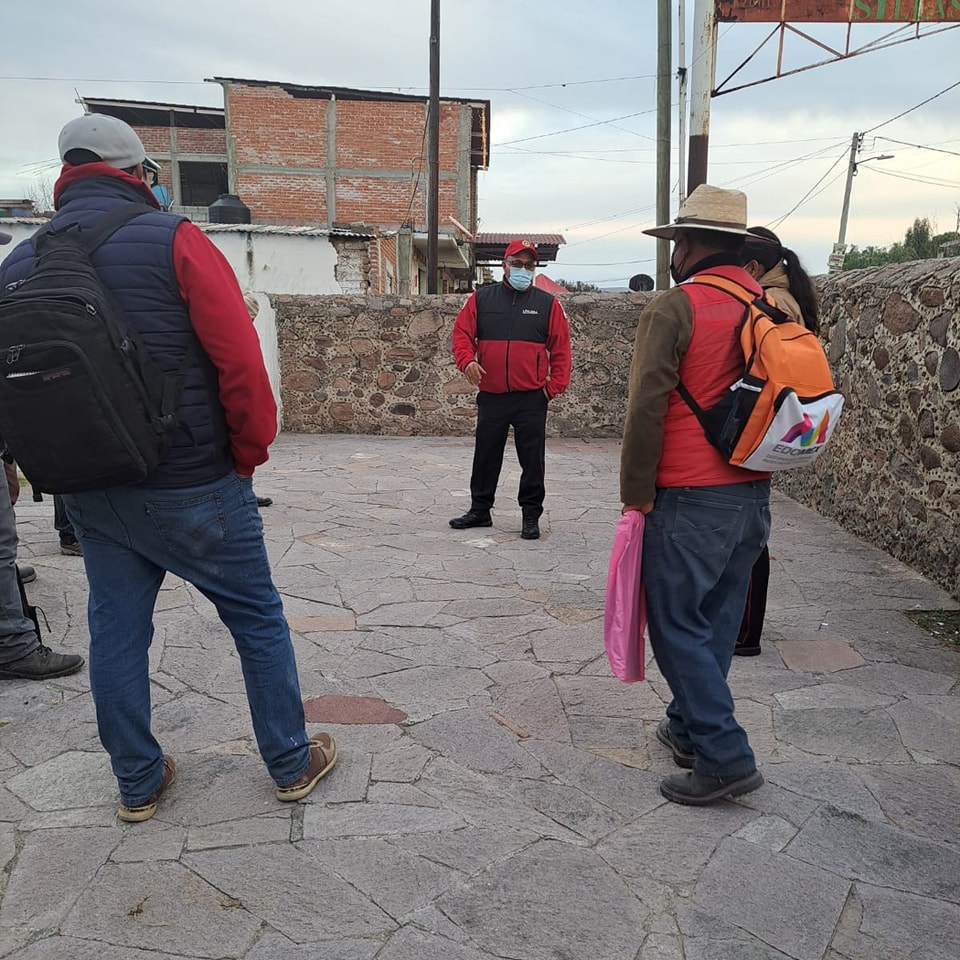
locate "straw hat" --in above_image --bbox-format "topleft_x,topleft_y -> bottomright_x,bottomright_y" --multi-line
643,184 -> 750,240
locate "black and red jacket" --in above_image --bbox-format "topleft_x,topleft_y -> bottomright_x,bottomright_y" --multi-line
452,281 -> 572,398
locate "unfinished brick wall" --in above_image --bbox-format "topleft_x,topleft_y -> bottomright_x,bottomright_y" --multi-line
223,82 -> 478,230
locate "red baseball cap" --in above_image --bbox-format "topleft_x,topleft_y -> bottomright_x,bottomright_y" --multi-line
504,238 -> 538,261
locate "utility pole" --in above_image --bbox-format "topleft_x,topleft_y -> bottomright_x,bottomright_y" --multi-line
687,0 -> 717,194
836,132 -> 862,251
655,0 -> 671,290
426,0 -> 440,294
677,0 -> 688,209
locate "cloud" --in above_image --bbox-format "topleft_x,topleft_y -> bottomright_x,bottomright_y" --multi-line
1,1 -> 956,283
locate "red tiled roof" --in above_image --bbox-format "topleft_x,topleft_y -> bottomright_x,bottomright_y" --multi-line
474,233 -> 565,246
534,274 -> 569,294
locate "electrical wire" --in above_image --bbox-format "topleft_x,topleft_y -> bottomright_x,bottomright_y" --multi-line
874,137 -> 960,158
862,79 -> 960,134
767,151 -> 850,230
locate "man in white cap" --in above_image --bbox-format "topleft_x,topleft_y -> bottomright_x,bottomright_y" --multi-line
0,113 -> 337,821
620,184 -> 770,805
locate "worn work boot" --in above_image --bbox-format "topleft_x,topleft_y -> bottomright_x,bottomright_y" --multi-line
655,717 -> 695,769
275,733 -> 338,802
117,755 -> 177,823
660,769 -> 764,806
60,540 -> 82,557
449,510 -> 492,530
0,644 -> 84,680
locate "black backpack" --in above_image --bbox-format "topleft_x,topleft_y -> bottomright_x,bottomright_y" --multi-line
0,203 -> 195,493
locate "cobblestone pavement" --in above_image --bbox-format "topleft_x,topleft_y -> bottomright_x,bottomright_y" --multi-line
2,434 -> 959,960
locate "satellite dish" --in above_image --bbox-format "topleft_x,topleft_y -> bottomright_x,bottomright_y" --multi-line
628,273 -> 654,292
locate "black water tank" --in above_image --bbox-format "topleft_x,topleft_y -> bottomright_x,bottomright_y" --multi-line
208,194 -> 251,224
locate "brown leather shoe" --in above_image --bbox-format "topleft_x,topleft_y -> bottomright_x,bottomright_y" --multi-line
275,733 -> 338,801
117,755 -> 177,823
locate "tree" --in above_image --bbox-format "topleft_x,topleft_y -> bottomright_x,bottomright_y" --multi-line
842,216 -> 960,270
556,279 -> 601,293
26,174 -> 55,217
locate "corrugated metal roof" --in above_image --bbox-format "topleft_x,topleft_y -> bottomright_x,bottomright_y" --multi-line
0,218 -> 374,239
199,223 -> 374,239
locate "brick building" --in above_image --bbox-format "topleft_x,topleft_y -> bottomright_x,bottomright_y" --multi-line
82,78 -> 490,294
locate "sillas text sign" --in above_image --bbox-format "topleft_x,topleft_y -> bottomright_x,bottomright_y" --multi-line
716,1 -> 960,22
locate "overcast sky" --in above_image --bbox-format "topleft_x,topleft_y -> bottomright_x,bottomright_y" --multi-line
2,1 -> 958,286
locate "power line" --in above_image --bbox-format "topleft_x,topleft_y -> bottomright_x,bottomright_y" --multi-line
768,150 -> 850,231
862,79 -> 960,135
493,109 -> 658,148
868,167 -> 960,190
875,136 -> 960,158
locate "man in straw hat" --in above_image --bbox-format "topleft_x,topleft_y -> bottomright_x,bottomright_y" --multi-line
620,184 -> 770,805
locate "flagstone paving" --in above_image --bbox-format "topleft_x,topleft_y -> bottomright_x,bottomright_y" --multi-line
2,434 -> 959,959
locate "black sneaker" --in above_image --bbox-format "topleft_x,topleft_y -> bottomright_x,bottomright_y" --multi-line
0,644 -> 85,680
256,496 -> 273,507
520,519 -> 540,540
449,510 -> 492,530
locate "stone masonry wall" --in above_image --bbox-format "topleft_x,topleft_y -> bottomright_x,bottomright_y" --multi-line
275,262 -> 960,597
274,292 -> 650,438
776,258 -> 960,597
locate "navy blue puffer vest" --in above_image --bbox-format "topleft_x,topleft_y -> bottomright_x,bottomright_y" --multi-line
0,176 -> 232,488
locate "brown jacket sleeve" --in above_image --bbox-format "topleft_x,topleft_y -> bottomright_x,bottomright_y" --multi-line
619,289 -> 694,506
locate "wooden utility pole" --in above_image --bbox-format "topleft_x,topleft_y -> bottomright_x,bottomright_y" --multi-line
687,0 -> 717,193
426,0 -> 440,293
655,0 -> 671,290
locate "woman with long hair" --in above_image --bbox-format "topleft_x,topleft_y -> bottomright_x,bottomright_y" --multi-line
735,226 -> 820,656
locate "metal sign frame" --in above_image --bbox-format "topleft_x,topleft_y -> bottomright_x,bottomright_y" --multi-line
712,4 -> 959,94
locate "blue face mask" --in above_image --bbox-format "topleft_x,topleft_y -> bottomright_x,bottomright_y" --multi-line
506,267 -> 533,291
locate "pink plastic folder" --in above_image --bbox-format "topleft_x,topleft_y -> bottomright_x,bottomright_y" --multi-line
603,511 -> 646,683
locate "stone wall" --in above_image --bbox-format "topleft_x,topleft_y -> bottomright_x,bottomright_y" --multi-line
275,291 -> 649,437
274,262 -> 960,597
776,258 -> 960,597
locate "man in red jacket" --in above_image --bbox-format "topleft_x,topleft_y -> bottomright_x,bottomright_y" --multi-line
450,239 -> 571,540
621,185 -> 770,806
0,115 -> 337,822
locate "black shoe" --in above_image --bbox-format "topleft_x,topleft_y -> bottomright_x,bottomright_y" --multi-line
60,540 -> 82,557
256,496 -> 273,507
660,769 -> 764,806
449,510 -> 492,530
655,718 -> 694,768
734,643 -> 762,657
520,519 -> 540,540
0,644 -> 85,680
16,564 -> 36,584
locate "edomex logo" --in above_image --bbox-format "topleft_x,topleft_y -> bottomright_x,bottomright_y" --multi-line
781,411 -> 831,447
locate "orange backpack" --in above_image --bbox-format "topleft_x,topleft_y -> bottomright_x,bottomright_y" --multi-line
676,274 -> 843,472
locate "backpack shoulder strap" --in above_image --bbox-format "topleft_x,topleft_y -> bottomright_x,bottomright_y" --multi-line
690,273 -> 791,325
80,203 -> 157,253
31,203 -> 155,255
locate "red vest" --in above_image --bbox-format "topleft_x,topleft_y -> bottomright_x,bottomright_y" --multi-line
656,265 -> 772,489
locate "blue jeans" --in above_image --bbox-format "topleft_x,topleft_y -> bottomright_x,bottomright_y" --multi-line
643,481 -> 770,778
64,471 -> 311,806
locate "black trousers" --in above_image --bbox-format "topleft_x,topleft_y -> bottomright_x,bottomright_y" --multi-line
737,544 -> 770,649
469,389 -> 547,518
